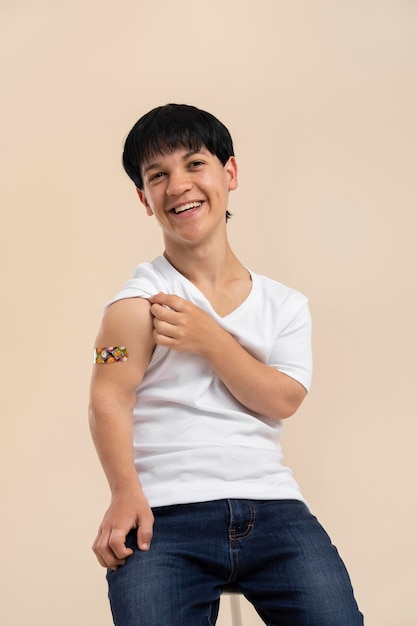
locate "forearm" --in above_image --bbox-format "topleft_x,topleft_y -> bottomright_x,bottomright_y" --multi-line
89,398 -> 142,494
202,327 -> 306,421
149,293 -> 307,420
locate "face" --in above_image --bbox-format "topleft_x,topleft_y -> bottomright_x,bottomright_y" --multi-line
136,147 -> 238,250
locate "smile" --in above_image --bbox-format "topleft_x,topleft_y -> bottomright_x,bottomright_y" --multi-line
172,201 -> 203,214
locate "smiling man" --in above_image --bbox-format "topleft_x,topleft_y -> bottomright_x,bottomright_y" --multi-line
89,103 -> 363,626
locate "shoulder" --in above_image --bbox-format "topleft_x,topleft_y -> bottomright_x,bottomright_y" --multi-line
252,271 -> 308,309
105,256 -> 169,310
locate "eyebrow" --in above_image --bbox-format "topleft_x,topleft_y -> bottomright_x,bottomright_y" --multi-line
143,150 -> 206,175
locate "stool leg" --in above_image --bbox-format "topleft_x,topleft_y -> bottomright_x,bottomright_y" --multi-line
229,594 -> 243,626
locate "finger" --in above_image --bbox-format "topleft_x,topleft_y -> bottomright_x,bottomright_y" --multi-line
108,528 -> 134,560
152,329 -> 177,349
93,546 -> 126,569
149,292 -> 169,307
150,302 -> 178,323
150,293 -> 185,310
92,538 -> 109,568
152,318 -> 178,338
93,533 -> 132,570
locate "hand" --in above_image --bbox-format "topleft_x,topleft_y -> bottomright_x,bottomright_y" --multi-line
92,489 -> 154,570
149,293 -> 223,355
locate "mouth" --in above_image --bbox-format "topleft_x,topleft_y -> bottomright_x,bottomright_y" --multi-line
171,201 -> 203,214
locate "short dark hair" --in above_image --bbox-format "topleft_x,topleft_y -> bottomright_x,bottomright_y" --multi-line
122,103 -> 235,191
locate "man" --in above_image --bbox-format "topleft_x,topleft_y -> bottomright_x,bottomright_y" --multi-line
89,103 -> 363,625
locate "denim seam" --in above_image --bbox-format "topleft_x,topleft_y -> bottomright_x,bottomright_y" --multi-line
229,501 -> 256,540
227,500 -> 257,583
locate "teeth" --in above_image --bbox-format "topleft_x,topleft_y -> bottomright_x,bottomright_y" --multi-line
174,201 -> 202,214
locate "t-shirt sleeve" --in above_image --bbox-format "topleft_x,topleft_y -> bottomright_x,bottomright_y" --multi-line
268,295 -> 313,392
103,261 -> 167,312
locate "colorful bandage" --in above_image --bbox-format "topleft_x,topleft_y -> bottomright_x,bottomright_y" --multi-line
94,346 -> 128,364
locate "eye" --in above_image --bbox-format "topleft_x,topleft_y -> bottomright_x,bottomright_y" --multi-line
188,160 -> 205,169
148,171 -> 166,184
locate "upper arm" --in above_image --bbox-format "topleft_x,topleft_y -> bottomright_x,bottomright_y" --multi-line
269,297 -> 313,395
90,297 -> 155,409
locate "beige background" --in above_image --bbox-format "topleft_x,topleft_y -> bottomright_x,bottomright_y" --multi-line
1,1 -> 416,624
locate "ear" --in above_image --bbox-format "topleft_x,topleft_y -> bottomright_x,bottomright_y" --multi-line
136,188 -> 153,216
225,156 -> 238,191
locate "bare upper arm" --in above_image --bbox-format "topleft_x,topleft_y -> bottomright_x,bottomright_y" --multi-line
90,297 -> 155,406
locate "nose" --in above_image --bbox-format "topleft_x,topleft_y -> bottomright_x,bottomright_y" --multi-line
166,169 -> 193,196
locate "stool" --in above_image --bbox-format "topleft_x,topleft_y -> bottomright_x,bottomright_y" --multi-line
222,585 -> 243,626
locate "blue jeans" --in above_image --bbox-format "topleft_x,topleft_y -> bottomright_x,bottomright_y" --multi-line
107,499 -> 363,625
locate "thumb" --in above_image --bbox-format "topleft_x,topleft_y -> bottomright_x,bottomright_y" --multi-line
137,517 -> 154,551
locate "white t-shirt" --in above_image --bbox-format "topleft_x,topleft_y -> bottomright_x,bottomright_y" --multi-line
107,255 -> 312,508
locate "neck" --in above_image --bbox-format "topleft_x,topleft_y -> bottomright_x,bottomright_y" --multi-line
163,238 -> 244,287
